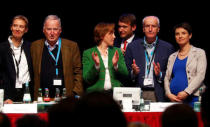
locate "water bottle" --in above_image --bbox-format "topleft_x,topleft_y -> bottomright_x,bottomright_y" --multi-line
198,87 -> 203,102
44,88 -> 50,102
194,87 -> 203,112
54,88 -> 61,102
62,88 -> 67,99
37,88 -> 43,103
139,90 -> 144,111
23,82 -> 31,103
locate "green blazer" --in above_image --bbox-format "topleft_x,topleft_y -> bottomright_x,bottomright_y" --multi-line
82,46 -> 129,93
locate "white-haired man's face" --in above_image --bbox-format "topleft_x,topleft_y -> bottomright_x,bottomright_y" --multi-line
43,19 -> 62,45
143,17 -> 159,43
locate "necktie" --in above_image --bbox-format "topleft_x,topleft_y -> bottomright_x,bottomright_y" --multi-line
123,40 -> 128,50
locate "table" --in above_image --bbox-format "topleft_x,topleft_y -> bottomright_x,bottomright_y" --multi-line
6,112 -> 203,127
7,113 -> 48,127
124,112 -> 204,127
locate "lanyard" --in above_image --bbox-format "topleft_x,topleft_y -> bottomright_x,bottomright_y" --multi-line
47,38 -> 62,76
10,46 -> 23,79
145,50 -> 155,76
144,37 -> 158,77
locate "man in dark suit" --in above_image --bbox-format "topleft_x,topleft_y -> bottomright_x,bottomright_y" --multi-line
125,16 -> 175,102
114,13 -> 140,56
31,15 -> 83,101
0,15 -> 33,103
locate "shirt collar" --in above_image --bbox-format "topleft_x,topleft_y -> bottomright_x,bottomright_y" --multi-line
8,36 -> 23,49
125,34 -> 135,43
144,36 -> 158,49
45,40 -> 59,51
123,34 -> 135,44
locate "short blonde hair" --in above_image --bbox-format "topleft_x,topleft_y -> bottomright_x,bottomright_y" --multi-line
12,15 -> 29,28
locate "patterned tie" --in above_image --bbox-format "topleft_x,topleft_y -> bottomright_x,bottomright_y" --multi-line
123,40 -> 128,50
144,42 -> 156,49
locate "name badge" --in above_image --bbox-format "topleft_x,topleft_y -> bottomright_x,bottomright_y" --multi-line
143,78 -> 153,86
53,78 -> 62,86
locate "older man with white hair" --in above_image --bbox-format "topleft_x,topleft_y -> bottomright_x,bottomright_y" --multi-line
31,15 -> 83,101
125,16 -> 175,102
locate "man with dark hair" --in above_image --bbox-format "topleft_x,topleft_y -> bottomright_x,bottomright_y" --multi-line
114,13 -> 140,56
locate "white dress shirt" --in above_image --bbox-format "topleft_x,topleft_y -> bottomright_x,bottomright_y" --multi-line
120,34 -> 135,49
44,40 -> 59,51
101,55 -> 112,90
95,47 -> 112,90
8,36 -> 30,88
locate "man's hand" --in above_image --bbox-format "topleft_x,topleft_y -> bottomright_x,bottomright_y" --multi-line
4,99 -> 13,104
132,59 -> 140,75
153,62 -> 161,76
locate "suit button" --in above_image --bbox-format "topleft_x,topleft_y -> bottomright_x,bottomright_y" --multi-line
188,77 -> 191,80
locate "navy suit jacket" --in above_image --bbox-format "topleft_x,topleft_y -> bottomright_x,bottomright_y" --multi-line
0,40 -> 34,101
125,38 -> 175,101
114,35 -> 140,48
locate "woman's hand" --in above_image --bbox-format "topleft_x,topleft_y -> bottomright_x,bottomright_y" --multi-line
167,93 -> 182,102
112,50 -> 119,67
177,91 -> 189,101
92,52 -> 100,66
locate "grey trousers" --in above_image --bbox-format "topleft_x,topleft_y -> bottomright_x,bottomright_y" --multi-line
142,90 -> 157,102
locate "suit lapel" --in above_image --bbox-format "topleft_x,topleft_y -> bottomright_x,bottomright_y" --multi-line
138,40 -> 146,76
95,46 -> 105,69
154,40 -> 160,63
61,39 -> 68,76
22,41 -> 30,66
5,41 -> 16,79
171,52 -> 178,67
186,46 -> 195,66
37,40 -> 45,75
108,47 -> 114,68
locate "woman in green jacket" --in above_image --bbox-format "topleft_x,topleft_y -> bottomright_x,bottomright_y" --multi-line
82,22 -> 129,93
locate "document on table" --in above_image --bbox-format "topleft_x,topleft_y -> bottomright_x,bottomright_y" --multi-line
2,104 -> 37,113
150,102 -> 179,112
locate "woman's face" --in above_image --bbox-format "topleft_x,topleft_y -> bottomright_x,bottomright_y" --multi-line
11,19 -> 28,39
102,31 -> 116,46
175,27 -> 192,46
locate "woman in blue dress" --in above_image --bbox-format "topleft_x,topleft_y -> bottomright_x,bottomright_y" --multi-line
164,22 -> 207,107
